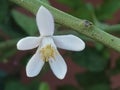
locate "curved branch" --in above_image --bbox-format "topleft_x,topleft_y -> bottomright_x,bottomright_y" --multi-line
10,0 -> 120,52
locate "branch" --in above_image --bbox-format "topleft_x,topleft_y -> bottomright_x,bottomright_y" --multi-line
10,0 -> 120,52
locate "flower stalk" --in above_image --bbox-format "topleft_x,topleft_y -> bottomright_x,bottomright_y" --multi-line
10,0 -> 120,52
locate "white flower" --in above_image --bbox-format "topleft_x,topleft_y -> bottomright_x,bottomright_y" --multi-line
17,6 -> 85,79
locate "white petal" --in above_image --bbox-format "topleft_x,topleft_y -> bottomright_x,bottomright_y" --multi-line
17,37 -> 40,50
36,6 -> 54,36
26,51 -> 45,77
49,51 -> 67,79
53,35 -> 85,51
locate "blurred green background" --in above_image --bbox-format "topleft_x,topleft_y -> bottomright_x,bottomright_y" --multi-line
0,0 -> 120,90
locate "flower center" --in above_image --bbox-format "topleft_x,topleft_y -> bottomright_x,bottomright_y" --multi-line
40,44 -> 55,62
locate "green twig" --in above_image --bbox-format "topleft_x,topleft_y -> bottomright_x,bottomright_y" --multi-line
10,0 -> 120,52
86,3 -> 120,32
100,24 -> 120,32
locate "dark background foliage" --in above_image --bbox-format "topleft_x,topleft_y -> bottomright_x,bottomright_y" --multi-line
0,0 -> 120,90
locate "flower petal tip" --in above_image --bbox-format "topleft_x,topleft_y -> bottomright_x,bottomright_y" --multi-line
26,70 -> 39,77
26,72 -> 34,77
16,40 -> 23,50
16,37 -> 40,50
78,41 -> 85,51
26,67 -> 36,77
26,66 -> 39,78
53,35 -> 85,51
36,5 -> 54,36
39,5 -> 46,10
53,59 -> 67,80
57,70 -> 67,80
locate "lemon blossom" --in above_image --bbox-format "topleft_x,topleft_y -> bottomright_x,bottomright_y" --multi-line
17,6 -> 85,79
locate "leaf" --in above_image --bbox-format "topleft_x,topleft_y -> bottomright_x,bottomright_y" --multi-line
5,80 -> 39,90
39,82 -> 50,90
96,0 -> 120,20
76,72 -> 110,87
85,83 -> 110,90
110,58 -> 120,75
0,46 -> 17,62
71,47 -> 109,72
0,39 -> 18,62
12,10 -> 38,36
57,0 -> 80,8
0,0 -> 9,23
0,40 -> 18,62
57,0 -> 91,20
57,85 -> 79,90
5,81 -> 29,90
0,24 -> 23,38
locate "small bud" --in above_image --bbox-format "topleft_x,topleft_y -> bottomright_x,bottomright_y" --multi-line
84,20 -> 93,28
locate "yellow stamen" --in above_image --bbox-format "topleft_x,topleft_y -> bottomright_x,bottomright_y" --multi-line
40,44 -> 56,62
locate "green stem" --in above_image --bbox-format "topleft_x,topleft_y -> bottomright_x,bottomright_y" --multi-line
101,24 -> 120,32
86,3 -> 120,32
10,0 -> 120,52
